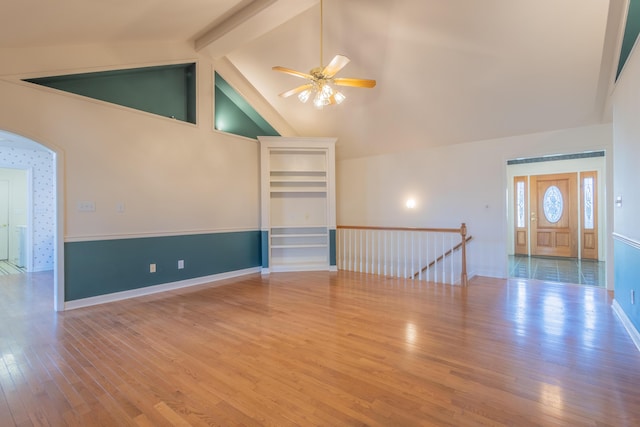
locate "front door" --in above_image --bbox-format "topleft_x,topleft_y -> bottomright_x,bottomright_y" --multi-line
530,173 -> 577,258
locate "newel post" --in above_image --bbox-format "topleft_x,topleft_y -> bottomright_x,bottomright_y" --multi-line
460,223 -> 468,286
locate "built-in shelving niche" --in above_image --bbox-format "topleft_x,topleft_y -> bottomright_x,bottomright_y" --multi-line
259,138 -> 336,273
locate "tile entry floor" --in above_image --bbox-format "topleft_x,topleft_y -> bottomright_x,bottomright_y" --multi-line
508,255 -> 605,287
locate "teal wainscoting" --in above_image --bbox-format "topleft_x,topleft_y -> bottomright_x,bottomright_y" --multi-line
65,231 -> 261,301
614,236 -> 640,332
261,230 -> 269,269
329,229 -> 336,267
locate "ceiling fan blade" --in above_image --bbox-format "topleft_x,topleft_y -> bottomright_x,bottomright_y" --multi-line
272,66 -> 313,80
334,77 -> 377,88
279,83 -> 314,98
322,55 -> 350,78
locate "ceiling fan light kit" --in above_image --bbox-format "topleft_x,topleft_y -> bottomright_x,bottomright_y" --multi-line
272,0 -> 376,109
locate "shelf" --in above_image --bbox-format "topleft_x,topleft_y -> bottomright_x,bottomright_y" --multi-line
270,188 -> 327,193
271,233 -> 327,238
271,170 -> 326,175
260,137 -> 335,274
270,226 -> 327,230
271,244 -> 328,249
270,179 -> 327,183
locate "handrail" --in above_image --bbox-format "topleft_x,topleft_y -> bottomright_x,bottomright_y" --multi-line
337,225 -> 462,233
414,235 -> 473,279
337,223 -> 470,286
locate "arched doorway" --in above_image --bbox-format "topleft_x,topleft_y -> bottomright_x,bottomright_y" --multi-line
0,129 -> 63,310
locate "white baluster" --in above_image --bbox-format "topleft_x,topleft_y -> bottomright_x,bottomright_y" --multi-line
384,230 -> 388,277
425,231 -> 430,282
395,231 -> 399,278
450,233 -> 454,285
417,231 -> 422,281
441,233 -> 446,284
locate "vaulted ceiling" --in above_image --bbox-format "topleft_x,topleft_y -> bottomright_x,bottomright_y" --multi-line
0,0 -> 628,159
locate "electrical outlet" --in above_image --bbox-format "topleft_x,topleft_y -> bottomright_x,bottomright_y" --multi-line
178,260 -> 184,269
150,263 -> 156,273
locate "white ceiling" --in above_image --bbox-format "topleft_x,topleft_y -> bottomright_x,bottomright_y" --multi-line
0,0 -> 625,159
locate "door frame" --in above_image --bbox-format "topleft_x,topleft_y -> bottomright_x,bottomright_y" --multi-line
0,168 -> 33,270
507,154 -> 606,261
0,130 -> 64,312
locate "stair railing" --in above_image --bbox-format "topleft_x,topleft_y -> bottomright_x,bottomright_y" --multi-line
336,223 -> 470,286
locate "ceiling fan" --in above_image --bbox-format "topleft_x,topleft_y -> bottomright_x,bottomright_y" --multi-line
272,0 -> 376,109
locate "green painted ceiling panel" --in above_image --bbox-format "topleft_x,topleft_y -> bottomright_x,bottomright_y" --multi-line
214,72 -> 279,139
25,63 -> 196,124
617,0 -> 640,80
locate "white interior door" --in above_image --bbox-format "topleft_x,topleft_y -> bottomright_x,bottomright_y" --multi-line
0,180 -> 8,260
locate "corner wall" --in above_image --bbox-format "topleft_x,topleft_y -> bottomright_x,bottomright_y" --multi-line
612,35 -> 640,338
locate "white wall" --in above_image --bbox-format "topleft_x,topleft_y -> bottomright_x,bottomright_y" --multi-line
0,42 -> 264,241
613,40 -> 640,242
336,123 -> 613,279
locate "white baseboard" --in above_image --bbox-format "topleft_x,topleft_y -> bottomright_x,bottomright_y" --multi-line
612,299 -> 640,352
64,267 -> 261,311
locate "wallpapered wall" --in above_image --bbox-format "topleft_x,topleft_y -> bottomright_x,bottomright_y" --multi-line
0,146 -> 55,272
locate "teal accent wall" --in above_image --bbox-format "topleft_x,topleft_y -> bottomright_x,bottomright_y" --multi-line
214,72 -> 279,139
329,229 -> 337,267
64,231 -> 261,301
614,238 -> 640,332
618,0 -> 640,80
261,230 -> 269,269
25,63 -> 196,123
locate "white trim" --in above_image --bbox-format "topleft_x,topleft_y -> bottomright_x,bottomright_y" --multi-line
6,57 -> 201,82
64,227 -> 259,242
54,150 -> 65,312
612,299 -> 640,352
613,232 -> 640,250
63,267 -> 261,311
212,129 -> 259,143
270,265 -> 332,273
25,167 -> 34,273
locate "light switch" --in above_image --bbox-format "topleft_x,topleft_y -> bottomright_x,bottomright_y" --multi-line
77,201 -> 95,212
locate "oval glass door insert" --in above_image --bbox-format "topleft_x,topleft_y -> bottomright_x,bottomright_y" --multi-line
543,185 -> 563,223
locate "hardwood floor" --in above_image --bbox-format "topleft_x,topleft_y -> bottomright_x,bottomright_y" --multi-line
0,271 -> 639,426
